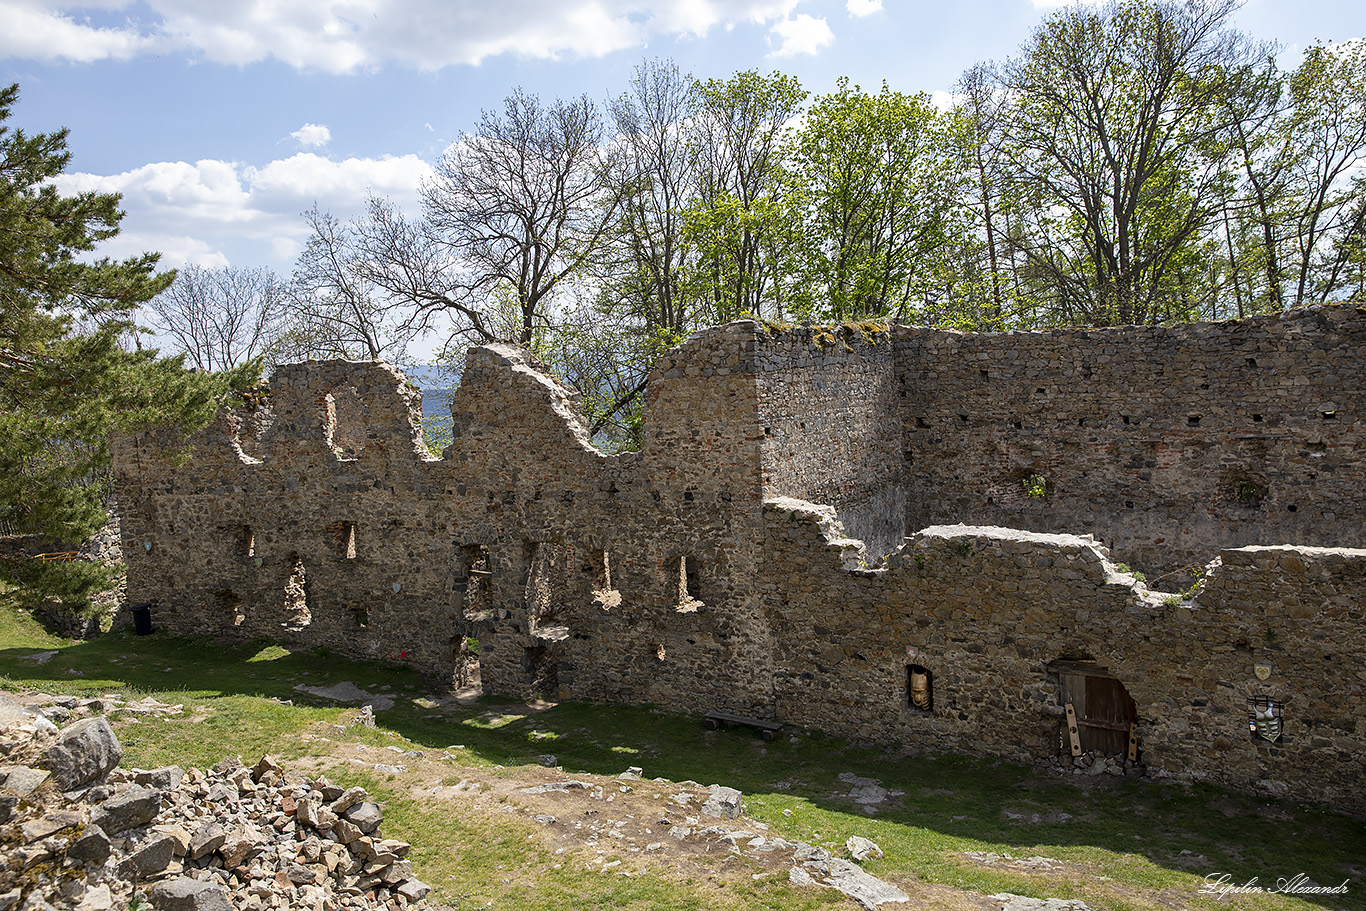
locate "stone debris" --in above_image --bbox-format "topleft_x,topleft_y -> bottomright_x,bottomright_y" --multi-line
966,852 -> 1063,871
795,853 -> 908,910
518,780 -> 590,795
700,785 -> 743,819
846,836 -> 883,863
0,692 -> 431,911
991,894 -> 1095,911
294,683 -> 395,713
836,773 -> 905,810
1047,750 -> 1140,778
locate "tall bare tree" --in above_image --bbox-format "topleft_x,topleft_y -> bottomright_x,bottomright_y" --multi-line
954,62 -> 1013,323
420,89 -> 618,346
146,264 -> 284,370
603,58 -> 700,342
284,204 -> 417,364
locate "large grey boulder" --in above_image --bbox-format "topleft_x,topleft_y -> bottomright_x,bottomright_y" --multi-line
67,824 -> 111,865
92,786 -> 161,833
148,878 -> 233,911
117,835 -> 176,879
343,800 -> 383,834
701,785 -> 743,819
846,835 -> 884,863
43,716 -> 122,791
821,858 -> 909,910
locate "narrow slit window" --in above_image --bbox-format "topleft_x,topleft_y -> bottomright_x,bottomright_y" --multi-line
339,522 -> 357,559
591,550 -> 621,610
238,525 -> 255,558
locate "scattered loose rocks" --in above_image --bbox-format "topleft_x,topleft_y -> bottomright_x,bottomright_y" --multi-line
1045,751 -> 1143,778
522,771 -> 907,909
966,851 -> 1063,872
992,893 -> 1095,911
834,772 -> 907,815
0,692 -> 431,911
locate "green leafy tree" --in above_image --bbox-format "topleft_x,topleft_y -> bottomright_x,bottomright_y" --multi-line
1280,40 -> 1366,305
789,78 -> 964,322
997,0 -> 1257,326
684,70 -> 806,323
0,83 -> 254,606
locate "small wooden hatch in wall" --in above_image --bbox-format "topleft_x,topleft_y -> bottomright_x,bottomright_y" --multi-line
1048,660 -> 1138,756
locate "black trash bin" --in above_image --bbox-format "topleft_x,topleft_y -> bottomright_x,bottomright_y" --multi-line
131,602 -> 153,636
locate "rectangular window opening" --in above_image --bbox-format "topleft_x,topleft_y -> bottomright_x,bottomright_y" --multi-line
908,664 -> 934,713
592,549 -> 621,610
676,556 -> 703,613
237,525 -> 255,558
460,544 -> 493,623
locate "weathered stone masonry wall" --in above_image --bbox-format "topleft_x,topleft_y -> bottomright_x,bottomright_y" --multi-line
756,323 -> 904,559
759,502 -> 1365,810
897,306 -> 1366,578
114,327 -> 779,719
113,307 -> 1366,812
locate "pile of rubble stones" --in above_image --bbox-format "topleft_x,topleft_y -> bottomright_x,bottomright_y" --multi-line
0,692 -> 432,911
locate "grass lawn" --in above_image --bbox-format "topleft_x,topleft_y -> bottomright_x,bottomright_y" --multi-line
1,586 -> 1361,911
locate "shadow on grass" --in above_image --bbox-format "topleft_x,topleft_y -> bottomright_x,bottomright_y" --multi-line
2,629 -> 1362,911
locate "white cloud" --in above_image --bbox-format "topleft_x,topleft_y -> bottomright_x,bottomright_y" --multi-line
100,233 -> 231,270
51,152 -> 433,272
845,0 -> 881,16
0,1 -> 155,62
290,123 -> 332,149
1,0 -> 805,72
768,13 -> 833,58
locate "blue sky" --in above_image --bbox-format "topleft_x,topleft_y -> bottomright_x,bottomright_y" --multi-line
2,0 -> 1361,282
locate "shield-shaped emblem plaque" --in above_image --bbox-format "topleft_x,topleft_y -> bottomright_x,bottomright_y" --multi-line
1254,663 -> 1272,680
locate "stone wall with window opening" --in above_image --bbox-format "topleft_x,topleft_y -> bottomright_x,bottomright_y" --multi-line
113,306 -> 1365,812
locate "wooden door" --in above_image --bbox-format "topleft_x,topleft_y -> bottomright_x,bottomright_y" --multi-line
1053,663 -> 1137,755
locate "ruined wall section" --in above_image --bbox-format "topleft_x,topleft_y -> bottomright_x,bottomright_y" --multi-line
895,305 -> 1366,579
551,323 -> 776,715
114,361 -> 458,669
1177,544 -> 1366,799
114,331 -> 782,716
759,502 -> 1366,810
755,323 -> 905,560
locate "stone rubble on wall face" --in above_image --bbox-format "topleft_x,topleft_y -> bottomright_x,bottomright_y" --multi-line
0,692 -> 431,911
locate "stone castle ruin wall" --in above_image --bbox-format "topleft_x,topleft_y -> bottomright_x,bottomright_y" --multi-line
112,306 -> 1365,812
